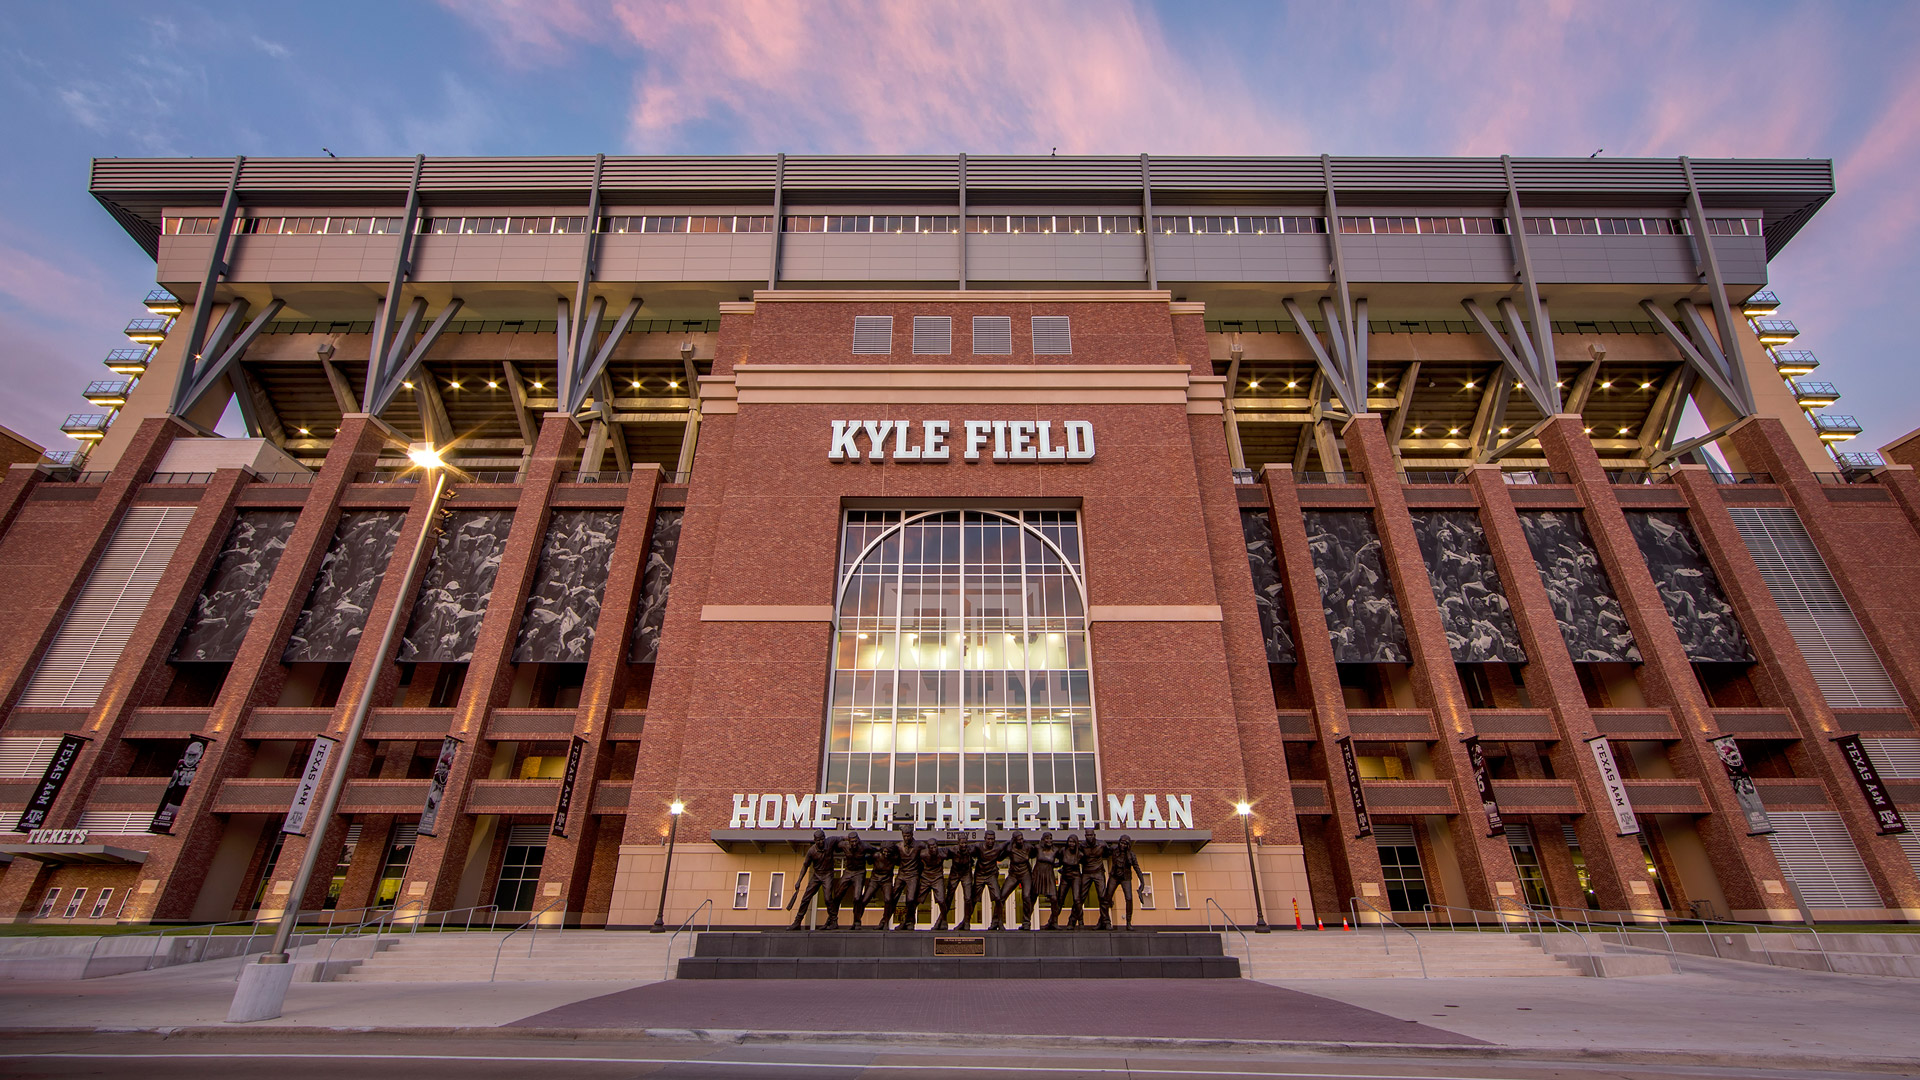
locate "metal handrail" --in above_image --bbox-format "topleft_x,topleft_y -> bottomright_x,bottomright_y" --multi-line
321,901 -> 419,968
1524,902 -> 1673,956
1204,898 -> 1254,979
408,902 -> 501,935
1350,895 -> 1426,978
491,896 -> 567,981
1426,900 -> 1602,976
82,915 -> 278,976
661,897 -> 715,980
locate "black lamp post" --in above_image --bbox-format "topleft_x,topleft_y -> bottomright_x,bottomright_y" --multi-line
1236,801 -> 1271,932
649,800 -> 684,932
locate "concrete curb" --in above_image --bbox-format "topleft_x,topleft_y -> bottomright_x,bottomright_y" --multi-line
1,1023 -> 1915,1073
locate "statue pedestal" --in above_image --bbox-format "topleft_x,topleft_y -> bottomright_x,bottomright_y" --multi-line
673,930 -> 1239,979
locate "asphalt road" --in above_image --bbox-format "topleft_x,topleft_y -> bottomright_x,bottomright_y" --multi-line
0,1033 -> 1910,1080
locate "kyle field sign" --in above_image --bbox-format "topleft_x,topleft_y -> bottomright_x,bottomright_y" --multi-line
829,420 -> 1095,463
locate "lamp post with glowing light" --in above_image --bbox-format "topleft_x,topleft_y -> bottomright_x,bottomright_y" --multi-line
1236,802 -> 1271,933
230,443 -> 451,1021
650,800 -> 685,932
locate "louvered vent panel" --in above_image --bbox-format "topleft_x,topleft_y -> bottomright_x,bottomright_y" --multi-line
1372,823 -> 1418,846
1899,834 -> 1920,882
75,809 -> 155,834
0,737 -> 63,779
19,507 -> 197,709
972,316 -> 1012,355
1726,508 -> 1903,708
1860,739 -> 1920,779
1563,824 -> 1581,846
1503,822 -> 1535,847
1031,316 -> 1072,355
851,316 -> 894,355
1764,811 -> 1882,908
506,823 -> 552,847
911,316 -> 952,355
391,823 -> 421,845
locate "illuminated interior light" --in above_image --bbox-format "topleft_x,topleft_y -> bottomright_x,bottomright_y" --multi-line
1447,427 -> 1461,436
1412,427 -> 1425,435
1247,380 -> 1260,389
531,381 -> 543,389
297,427 -> 310,436
402,381 -> 414,389
1583,426 -> 1593,434
447,380 -> 460,389
668,380 -> 679,389
1499,426 -> 1511,435
1618,427 -> 1631,435
1285,380 -> 1298,389
1640,381 -> 1652,389
631,380 -> 643,388
1464,381 -> 1477,389
1600,380 -> 1613,389
486,380 -> 499,389
1375,381 -> 1387,390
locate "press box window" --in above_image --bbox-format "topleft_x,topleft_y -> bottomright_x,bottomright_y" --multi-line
912,316 -> 951,355
852,316 -> 894,354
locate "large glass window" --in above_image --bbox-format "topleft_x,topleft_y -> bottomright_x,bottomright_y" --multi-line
825,510 -> 1096,820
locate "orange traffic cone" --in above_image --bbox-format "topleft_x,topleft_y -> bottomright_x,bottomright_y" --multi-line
1342,918 -> 1351,931
1316,919 -> 1324,930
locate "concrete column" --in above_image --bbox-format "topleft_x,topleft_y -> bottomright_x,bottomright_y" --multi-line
1674,463 -> 1920,917
125,416 -> 391,922
1343,415 -> 1522,913
398,413 -> 582,915
1536,415 -> 1793,918
1262,466 -> 1388,911
1464,455 -> 1662,915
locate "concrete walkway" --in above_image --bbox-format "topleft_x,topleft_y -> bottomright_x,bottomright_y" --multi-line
0,936 -> 1916,1071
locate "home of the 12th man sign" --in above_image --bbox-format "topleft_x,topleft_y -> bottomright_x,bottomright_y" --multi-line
828,420 -> 1095,462
730,792 -> 1192,831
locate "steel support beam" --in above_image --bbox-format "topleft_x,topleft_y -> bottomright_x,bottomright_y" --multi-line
501,361 -> 538,446
1649,417 -> 1743,468
171,155 -> 246,415
1500,155 -> 1561,411
364,297 -> 464,418
322,360 -> 359,417
1484,417 -> 1554,464
1141,154 -> 1158,290
1680,156 -> 1755,413
1386,360 -> 1420,446
366,154 -> 426,398
415,370 -> 453,447
1567,356 -> 1604,414
767,153 -> 786,291
1461,298 -> 1557,416
564,296 -> 642,416
1281,297 -> 1361,415
172,298 -> 286,419
957,153 -> 968,290
1640,299 -> 1750,417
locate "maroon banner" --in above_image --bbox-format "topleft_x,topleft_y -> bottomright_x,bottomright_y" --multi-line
1337,736 -> 1372,839
148,735 -> 211,834
13,734 -> 88,833
1835,735 -> 1908,834
1463,736 -> 1505,837
551,735 -> 588,838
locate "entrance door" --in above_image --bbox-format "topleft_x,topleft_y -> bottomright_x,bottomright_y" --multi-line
1505,823 -> 1550,908
492,823 -> 550,914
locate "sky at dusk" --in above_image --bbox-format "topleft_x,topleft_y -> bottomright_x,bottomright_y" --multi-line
1,1 -> 1915,455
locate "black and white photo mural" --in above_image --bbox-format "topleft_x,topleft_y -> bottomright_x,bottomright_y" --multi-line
1517,510 -> 1641,662
1409,510 -> 1526,663
1302,510 -> 1410,663
513,509 -> 622,663
629,509 -> 683,664
1626,510 -> 1753,662
1239,509 -> 1297,663
173,510 -> 299,662
399,509 -> 514,663
283,511 -> 408,663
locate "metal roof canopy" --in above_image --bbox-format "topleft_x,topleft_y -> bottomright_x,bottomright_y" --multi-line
0,844 -> 151,865
92,154 -> 1833,260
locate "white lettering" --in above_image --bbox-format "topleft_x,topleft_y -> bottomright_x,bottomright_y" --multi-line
992,420 -> 1008,460
848,794 -> 875,828
1139,794 -> 1166,829
782,794 -> 813,829
28,829 -> 88,845
1166,794 -> 1193,830
1064,420 -> 1095,460
961,794 -> 986,827
828,420 -> 861,461
1008,421 -> 1037,460
812,793 -> 839,829
860,420 -> 894,461
1036,421 -> 1067,460
874,794 -> 899,827
730,793 -> 756,829
964,421 -> 992,461
1040,793 -> 1065,829
922,420 -> 949,461
911,794 -> 937,826
1067,793 -> 1096,829
891,422 -> 920,460
934,794 -> 962,829
1106,795 -> 1136,829
758,794 -> 782,829
1014,793 -> 1040,830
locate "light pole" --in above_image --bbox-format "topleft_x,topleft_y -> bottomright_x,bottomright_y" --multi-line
230,443 -> 450,1022
1236,802 -> 1271,933
649,800 -> 684,932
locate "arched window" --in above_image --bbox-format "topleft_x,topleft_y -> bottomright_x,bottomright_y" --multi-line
826,510 -> 1098,821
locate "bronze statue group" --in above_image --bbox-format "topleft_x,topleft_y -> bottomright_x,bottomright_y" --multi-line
787,825 -> 1150,932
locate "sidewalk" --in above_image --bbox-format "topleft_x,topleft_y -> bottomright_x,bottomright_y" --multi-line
0,943 -> 1917,1071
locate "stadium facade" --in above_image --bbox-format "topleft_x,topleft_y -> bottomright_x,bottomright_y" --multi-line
1,152 -> 1918,931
